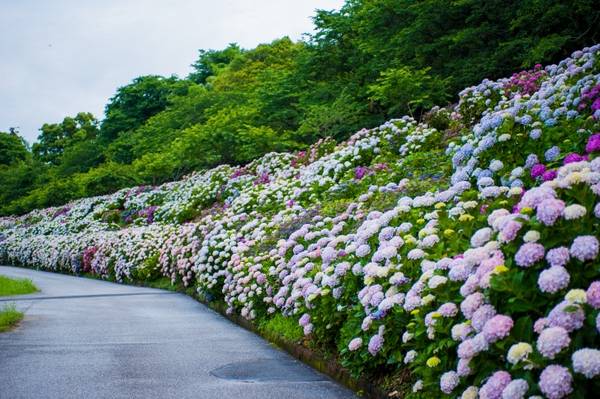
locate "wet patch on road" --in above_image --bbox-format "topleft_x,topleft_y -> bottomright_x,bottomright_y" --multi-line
211,359 -> 328,383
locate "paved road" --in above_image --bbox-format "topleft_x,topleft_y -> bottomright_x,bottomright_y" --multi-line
0,266 -> 357,399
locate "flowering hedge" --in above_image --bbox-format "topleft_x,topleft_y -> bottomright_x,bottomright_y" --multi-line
2,45 -> 600,398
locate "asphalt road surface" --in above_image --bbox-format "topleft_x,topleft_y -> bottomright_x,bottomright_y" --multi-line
0,266 -> 357,399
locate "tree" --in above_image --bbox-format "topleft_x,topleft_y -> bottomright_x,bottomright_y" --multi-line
0,131 -> 28,166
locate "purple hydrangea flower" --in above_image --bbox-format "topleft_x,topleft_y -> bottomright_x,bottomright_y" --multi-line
440,371 -> 460,394
586,134 -> 600,153
515,243 -> 545,267
482,315 -> 514,343
479,371 -> 511,399
546,246 -> 570,267
543,170 -> 558,181
536,198 -> 565,226
570,235 -> 599,261
587,281 -> 600,309
572,348 -> 600,378
539,365 -> 572,399
548,301 -> 585,332
530,164 -> 547,178
537,326 -> 571,359
564,153 -> 584,164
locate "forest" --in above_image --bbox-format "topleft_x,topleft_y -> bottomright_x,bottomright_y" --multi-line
0,0 -> 598,216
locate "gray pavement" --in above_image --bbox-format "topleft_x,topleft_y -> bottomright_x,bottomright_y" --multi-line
0,266 -> 357,399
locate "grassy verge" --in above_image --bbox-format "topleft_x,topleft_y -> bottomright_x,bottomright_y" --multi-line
0,303 -> 24,332
0,275 -> 39,296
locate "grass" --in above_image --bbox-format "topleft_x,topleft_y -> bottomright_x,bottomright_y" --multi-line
258,313 -> 304,342
0,275 -> 39,296
0,302 -> 24,332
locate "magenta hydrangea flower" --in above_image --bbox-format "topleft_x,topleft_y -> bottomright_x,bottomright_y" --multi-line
587,281 -> 600,309
543,170 -> 558,181
515,243 -> 545,267
570,235 -> 599,261
536,198 -> 565,226
586,134 -> 600,153
472,304 -> 497,332
564,153 -> 584,164
537,326 -> 571,359
479,371 -> 511,399
538,266 -> 570,293
482,315 -> 514,343
546,246 -> 570,267
440,371 -> 460,394
539,365 -> 573,399
572,348 -> 600,378
530,164 -> 547,178
547,301 -> 585,332
501,379 -> 529,399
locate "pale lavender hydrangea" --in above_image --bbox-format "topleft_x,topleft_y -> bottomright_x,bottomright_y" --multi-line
460,275 -> 480,297
572,348 -> 600,378
501,379 -> 529,399
586,281 -> 600,309
537,326 -> 571,359
525,154 -> 539,168
536,198 -> 565,226
482,315 -> 514,343
518,186 -> 556,209
461,293 -> 485,319
514,243 -> 545,267
348,338 -> 363,351
547,301 -> 585,332
299,313 -> 311,327
539,365 -> 572,399
472,305 -> 497,332
356,244 -> 372,258
546,247 -> 570,267
457,357 -> 472,376
538,266 -> 570,293
595,202 -> 600,218
438,302 -> 459,317
407,248 -> 425,260
368,333 -> 384,356
471,227 -> 493,248
440,371 -> 460,394
570,235 -> 599,261
498,221 -> 522,243
479,371 -> 511,399
452,322 -> 474,341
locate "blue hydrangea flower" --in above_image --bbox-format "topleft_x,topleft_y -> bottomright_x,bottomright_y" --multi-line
545,146 -> 560,162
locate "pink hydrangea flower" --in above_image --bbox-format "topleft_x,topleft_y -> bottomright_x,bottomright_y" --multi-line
479,371 -> 511,399
538,266 -> 570,293
537,326 -> 571,359
514,243 -> 545,267
587,281 -> 600,309
482,315 -> 514,343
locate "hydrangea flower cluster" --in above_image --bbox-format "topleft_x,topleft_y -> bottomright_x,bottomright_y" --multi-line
1,46 -> 600,398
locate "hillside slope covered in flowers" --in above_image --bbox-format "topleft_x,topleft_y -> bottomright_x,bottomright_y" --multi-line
3,45 -> 600,398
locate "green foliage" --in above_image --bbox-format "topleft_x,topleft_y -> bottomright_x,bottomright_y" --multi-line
0,1 -> 597,216
0,275 -> 39,296
258,313 -> 304,342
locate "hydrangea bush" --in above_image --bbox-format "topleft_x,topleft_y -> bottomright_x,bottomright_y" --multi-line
2,45 -> 600,398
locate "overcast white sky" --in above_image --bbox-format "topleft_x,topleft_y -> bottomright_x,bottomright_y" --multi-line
0,0 -> 346,144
